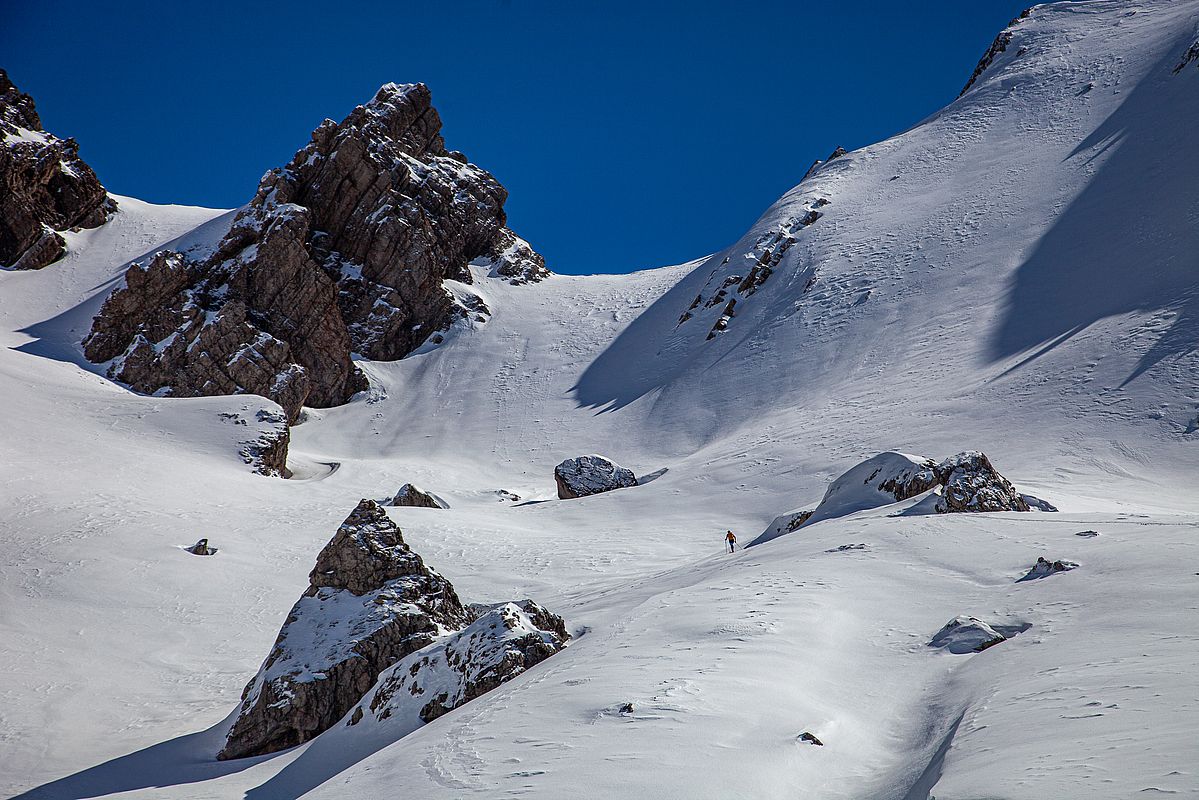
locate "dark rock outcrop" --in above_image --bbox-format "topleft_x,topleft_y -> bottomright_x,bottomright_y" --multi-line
185,538 -> 216,556
554,455 -> 637,499
218,499 -> 468,760
356,599 -> 570,727
0,69 -> 114,270
391,483 -> 447,509
85,82 -> 547,424
239,409 -> 291,478
933,451 -> 1030,514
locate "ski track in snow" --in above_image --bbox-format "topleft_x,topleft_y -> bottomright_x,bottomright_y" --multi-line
4,2 -> 1199,798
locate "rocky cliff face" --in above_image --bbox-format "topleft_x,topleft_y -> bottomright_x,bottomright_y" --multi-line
0,69 -> 114,270
218,499 -> 468,760
85,82 -> 547,424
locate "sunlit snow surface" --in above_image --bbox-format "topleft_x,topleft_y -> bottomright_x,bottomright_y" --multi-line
3,1 -> 1199,798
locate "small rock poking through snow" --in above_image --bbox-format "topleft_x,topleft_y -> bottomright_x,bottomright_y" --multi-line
930,616 -> 1016,654
184,538 -> 216,556
554,455 -> 638,499
1018,557 -> 1078,582
390,483 -> 448,509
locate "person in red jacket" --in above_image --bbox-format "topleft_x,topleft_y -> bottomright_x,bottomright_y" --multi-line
725,530 -> 737,553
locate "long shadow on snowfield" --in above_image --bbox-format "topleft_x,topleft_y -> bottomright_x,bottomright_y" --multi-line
990,43 -> 1199,382
10,713 -> 277,800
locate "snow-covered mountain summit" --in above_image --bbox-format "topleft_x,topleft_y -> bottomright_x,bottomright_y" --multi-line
2,2 -> 1198,799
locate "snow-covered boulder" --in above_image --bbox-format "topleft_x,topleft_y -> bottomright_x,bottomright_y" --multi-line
806,451 -> 939,525
754,450 -> 1041,545
1021,493 -> 1058,512
218,499 -> 468,760
929,616 -> 1008,654
747,510 -> 814,547
1018,557 -> 1078,582
933,451 -> 1030,514
348,599 -> 569,730
554,455 -> 637,499
391,483 -> 448,509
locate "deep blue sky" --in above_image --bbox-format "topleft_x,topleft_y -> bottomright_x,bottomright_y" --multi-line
4,1 -> 1028,274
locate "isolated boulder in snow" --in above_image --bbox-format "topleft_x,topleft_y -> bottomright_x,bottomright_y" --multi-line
929,616 -> 1008,654
808,451 -> 939,525
185,538 -> 215,556
1018,557 -> 1078,582
218,499 -> 468,760
353,599 -> 570,729
933,451 -> 1030,514
85,82 -> 548,423
0,69 -> 114,270
554,455 -> 638,499
391,483 -> 447,509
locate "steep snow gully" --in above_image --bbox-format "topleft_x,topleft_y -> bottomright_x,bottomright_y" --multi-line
3,2 -> 1199,799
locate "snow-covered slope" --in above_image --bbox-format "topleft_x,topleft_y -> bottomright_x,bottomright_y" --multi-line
3,2 -> 1199,799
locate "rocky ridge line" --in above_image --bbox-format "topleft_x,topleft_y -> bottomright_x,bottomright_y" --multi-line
0,68 -> 114,270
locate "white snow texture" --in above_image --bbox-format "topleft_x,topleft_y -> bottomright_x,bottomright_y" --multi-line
3,2 -> 1199,799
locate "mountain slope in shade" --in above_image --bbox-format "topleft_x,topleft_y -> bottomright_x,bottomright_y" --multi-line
2,2 -> 1198,799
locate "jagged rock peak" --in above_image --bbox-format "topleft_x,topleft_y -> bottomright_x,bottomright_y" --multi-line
310,499 -> 440,595
218,499 -> 468,760
0,68 -> 114,270
85,80 -> 548,429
